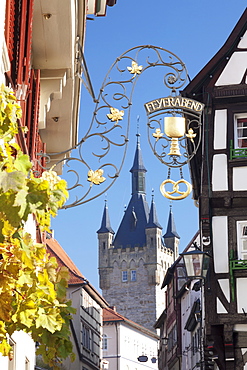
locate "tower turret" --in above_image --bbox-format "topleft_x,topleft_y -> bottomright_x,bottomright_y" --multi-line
97,200 -> 114,290
146,192 -> 162,251
163,205 -> 180,260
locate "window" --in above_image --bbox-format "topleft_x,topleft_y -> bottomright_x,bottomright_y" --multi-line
82,324 -> 93,351
167,325 -> 177,351
237,221 -> 247,260
102,334 -> 108,350
235,115 -> 247,149
131,270 -> 136,281
122,271 -> 128,282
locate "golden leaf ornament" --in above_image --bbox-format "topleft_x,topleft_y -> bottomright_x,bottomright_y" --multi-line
87,169 -> 106,185
107,107 -> 124,124
127,61 -> 143,75
152,128 -> 164,141
186,128 -> 196,142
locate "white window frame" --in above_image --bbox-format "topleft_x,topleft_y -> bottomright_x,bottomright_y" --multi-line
122,270 -> 128,282
131,270 -> 136,281
237,220 -> 247,260
234,114 -> 247,149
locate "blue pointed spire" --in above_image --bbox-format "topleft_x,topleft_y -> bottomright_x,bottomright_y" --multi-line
113,133 -> 149,249
97,200 -> 114,234
163,205 -> 180,239
130,133 -> 147,173
146,191 -> 162,229
130,133 -> 147,195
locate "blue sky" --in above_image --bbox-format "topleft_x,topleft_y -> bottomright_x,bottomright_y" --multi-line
52,2 -> 247,290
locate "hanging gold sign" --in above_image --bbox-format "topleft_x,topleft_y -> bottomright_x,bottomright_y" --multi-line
160,179 -> 192,200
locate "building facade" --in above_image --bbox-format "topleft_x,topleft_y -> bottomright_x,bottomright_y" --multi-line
103,306 -> 159,370
98,134 -> 179,332
46,235 -> 109,370
183,8 -> 247,370
0,0 -> 118,369
155,233 -> 201,370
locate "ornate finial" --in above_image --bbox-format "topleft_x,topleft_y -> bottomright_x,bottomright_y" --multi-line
105,193 -> 107,206
152,188 -> 154,201
136,116 -> 140,141
169,200 -> 172,209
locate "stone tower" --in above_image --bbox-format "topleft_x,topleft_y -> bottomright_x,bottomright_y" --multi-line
97,134 -> 180,332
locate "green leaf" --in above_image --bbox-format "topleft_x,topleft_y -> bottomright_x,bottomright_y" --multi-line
36,308 -> 63,333
14,154 -> 32,174
0,171 -> 26,192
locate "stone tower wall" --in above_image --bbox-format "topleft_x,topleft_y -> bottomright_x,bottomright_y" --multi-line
98,233 -> 175,332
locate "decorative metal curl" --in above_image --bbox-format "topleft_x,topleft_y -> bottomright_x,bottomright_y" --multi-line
36,45 -> 190,208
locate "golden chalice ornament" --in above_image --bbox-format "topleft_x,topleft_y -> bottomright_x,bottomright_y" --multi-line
165,116 -> 186,156
159,115 -> 195,200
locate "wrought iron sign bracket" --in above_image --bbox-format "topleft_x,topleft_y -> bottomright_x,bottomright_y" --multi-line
37,45 -> 204,208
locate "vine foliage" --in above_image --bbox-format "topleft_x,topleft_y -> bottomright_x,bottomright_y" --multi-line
0,85 -> 75,368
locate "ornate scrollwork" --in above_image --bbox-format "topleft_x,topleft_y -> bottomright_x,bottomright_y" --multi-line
37,45 -> 191,208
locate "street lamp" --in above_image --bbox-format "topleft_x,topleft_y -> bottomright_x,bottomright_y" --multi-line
180,246 -> 211,280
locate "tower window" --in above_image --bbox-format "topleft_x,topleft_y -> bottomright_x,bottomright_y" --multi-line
138,173 -> 145,191
131,270 -> 137,281
122,271 -> 128,282
103,242 -> 106,250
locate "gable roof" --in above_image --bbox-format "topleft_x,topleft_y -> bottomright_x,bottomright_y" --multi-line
103,307 -> 159,339
46,236 -> 85,285
46,235 -> 109,307
183,8 -> 247,95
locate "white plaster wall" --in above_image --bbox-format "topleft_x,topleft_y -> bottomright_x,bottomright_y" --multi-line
215,52 -> 247,85
233,167 -> 247,191
237,278 -> 247,314
238,31 -> 247,48
214,110 -> 227,149
217,298 -> 227,314
218,279 -> 230,302
212,216 -> 229,273
103,322 -> 158,370
212,154 -> 228,191
24,214 -> 37,242
0,332 -> 35,370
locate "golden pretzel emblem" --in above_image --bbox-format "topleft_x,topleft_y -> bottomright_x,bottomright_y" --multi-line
160,179 -> 192,200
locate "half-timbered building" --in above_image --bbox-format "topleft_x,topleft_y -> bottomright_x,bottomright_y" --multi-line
183,8 -> 247,370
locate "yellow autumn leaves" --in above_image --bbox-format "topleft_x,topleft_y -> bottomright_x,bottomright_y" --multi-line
0,85 -> 74,368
